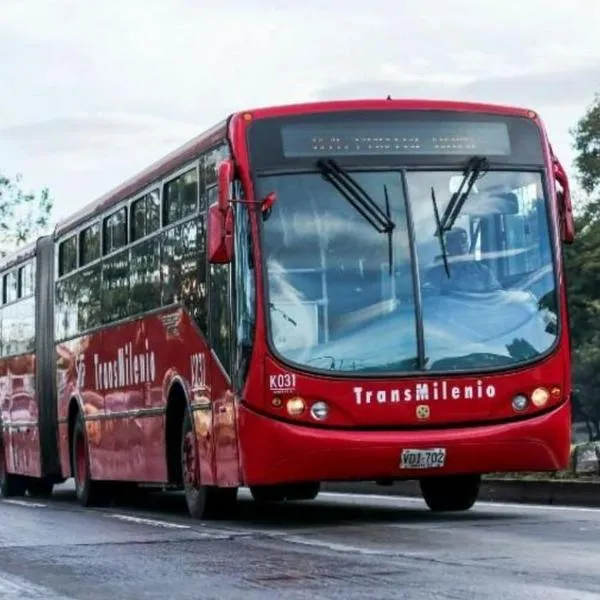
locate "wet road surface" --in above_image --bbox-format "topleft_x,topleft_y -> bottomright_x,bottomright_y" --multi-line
1,482 -> 600,599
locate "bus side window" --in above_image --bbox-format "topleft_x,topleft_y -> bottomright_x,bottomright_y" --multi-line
101,208 -> 129,324
130,191 -> 162,315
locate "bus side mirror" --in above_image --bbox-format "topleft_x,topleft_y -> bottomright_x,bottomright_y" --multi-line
208,203 -> 234,264
553,156 -> 575,244
218,159 -> 234,211
208,160 -> 235,264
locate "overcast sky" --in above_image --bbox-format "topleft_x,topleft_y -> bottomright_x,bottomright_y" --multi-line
1,0 -> 598,224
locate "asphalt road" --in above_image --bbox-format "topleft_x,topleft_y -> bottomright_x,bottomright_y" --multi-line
1,482 -> 600,599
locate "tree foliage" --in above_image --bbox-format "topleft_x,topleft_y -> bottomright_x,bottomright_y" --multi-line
566,92 -> 600,441
572,93 -> 600,199
0,172 -> 53,257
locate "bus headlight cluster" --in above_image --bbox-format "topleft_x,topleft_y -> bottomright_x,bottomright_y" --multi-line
511,386 -> 558,413
282,397 -> 329,421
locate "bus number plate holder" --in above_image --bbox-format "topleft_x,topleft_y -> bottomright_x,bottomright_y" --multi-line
400,448 -> 446,469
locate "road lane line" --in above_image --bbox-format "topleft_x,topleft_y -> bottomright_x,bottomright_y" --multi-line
108,514 -> 191,529
1,499 -> 47,508
0,572 -> 74,599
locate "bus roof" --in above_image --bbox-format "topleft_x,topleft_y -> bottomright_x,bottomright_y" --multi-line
0,238 -> 38,272
237,98 -> 536,121
54,118 -> 229,237
47,98 -> 540,241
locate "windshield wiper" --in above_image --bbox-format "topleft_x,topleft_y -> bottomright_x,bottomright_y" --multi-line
317,159 -> 396,234
383,183 -> 393,275
431,186 -> 450,278
439,155 -> 489,233
317,158 -> 396,274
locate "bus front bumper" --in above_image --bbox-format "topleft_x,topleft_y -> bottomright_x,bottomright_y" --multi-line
237,400 -> 571,485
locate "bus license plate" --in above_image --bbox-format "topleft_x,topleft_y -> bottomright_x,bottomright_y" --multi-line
400,448 -> 446,469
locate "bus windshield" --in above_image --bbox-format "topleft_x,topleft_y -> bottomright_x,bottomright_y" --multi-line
257,168 -> 557,374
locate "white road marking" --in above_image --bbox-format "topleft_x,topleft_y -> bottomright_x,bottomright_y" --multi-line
108,514 -> 191,529
317,491 -> 600,514
281,535 -> 405,557
0,572 -> 74,599
1,499 -> 47,508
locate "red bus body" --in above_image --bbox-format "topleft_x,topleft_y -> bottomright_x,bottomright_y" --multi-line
0,99 -> 575,514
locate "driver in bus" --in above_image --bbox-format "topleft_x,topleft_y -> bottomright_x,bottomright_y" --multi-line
425,226 -> 502,293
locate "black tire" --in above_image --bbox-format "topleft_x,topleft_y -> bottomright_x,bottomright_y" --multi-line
250,482 -> 320,503
181,408 -> 237,519
285,482 -> 321,501
71,412 -> 105,507
419,474 -> 481,512
0,435 -> 26,498
26,478 -> 54,498
250,485 -> 287,504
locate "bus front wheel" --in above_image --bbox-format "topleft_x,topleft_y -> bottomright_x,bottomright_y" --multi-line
181,409 -> 237,519
250,482 -> 321,504
419,474 -> 481,512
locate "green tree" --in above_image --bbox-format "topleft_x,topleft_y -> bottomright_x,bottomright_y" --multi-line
565,92 -> 600,441
0,172 -> 53,257
571,92 -> 600,214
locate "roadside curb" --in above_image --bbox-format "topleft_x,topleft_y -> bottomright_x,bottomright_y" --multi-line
322,478 -> 600,508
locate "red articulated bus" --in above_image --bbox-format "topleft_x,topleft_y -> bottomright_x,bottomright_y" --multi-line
0,99 -> 575,517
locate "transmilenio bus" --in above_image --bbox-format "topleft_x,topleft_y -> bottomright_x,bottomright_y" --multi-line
0,99 -> 575,517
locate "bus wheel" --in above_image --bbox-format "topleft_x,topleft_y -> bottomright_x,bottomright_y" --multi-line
0,436 -> 26,498
27,478 -> 54,498
419,474 -> 481,512
72,412 -> 104,507
285,482 -> 321,501
181,409 -> 237,519
250,485 -> 287,504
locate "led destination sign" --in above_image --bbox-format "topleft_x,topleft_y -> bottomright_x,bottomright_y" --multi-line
246,110 -> 545,169
280,121 -> 511,158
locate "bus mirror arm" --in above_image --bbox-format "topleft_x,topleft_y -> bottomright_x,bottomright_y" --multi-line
218,159 -> 277,214
552,155 -> 575,244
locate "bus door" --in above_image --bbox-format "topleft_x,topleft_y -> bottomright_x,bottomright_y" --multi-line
207,251 -> 240,487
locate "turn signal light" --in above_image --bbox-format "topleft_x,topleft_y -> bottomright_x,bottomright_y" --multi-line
286,397 -> 306,416
531,387 -> 550,408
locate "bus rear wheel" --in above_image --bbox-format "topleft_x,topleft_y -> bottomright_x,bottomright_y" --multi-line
181,409 -> 237,519
72,412 -> 105,507
0,436 -> 26,498
419,474 -> 481,512
27,478 -> 54,498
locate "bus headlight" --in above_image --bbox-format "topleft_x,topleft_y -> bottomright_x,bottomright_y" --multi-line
531,387 -> 550,408
286,397 -> 306,416
310,401 -> 329,421
512,394 -> 528,412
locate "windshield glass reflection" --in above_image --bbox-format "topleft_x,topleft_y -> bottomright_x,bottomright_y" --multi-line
258,169 -> 557,374
407,170 -> 556,370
